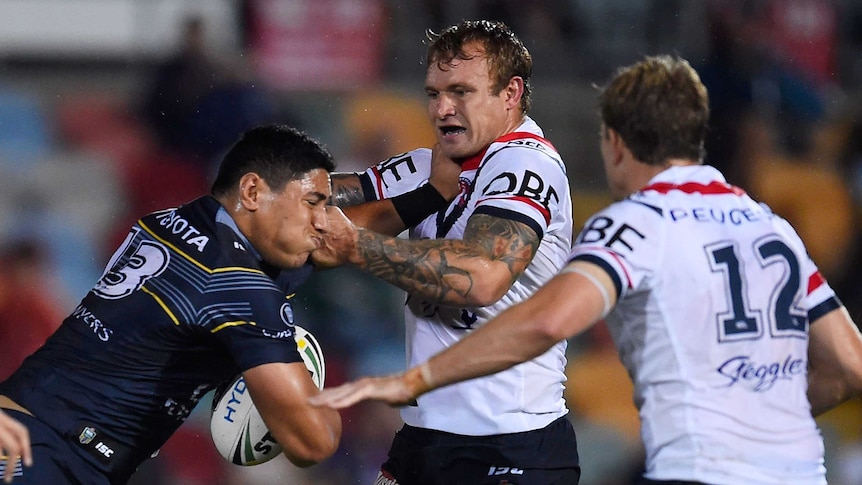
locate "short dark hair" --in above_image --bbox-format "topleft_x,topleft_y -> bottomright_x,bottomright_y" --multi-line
211,125 -> 335,197
598,55 -> 709,166
426,20 -> 533,114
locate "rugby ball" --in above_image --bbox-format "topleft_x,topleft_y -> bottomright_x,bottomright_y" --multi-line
210,325 -> 325,466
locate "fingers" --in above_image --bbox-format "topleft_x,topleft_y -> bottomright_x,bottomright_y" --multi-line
311,207 -> 360,268
2,459 -> 14,484
309,375 -> 413,409
18,422 -> 31,468
308,381 -> 372,409
0,411 -> 31,484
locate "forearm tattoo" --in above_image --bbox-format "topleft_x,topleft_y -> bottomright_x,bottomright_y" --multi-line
465,214 -> 539,277
330,173 -> 367,207
355,214 -> 539,304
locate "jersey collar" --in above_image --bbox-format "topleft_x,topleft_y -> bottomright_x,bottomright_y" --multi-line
640,165 -> 746,196
459,117 -> 550,171
215,205 -> 262,261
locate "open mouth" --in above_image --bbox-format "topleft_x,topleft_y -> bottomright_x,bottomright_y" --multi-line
439,126 -> 466,137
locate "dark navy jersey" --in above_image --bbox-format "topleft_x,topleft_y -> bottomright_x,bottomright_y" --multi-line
0,196 -> 311,480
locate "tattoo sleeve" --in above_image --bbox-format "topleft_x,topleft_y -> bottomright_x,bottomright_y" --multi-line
330,172 -> 367,207
354,214 -> 540,305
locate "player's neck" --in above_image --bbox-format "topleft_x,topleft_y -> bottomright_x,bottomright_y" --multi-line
665,158 -> 698,168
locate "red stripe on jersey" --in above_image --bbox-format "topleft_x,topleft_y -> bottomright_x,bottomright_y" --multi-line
370,166 -> 385,199
641,180 -> 746,196
460,150 -> 485,171
462,131 -> 557,171
577,246 -> 634,289
807,270 -> 826,295
604,249 -> 634,289
479,195 -> 551,224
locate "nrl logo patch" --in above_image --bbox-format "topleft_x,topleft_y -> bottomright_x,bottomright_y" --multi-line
79,426 -> 97,445
280,302 -> 295,328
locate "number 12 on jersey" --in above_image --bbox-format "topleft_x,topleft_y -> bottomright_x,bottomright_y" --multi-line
706,236 -> 808,343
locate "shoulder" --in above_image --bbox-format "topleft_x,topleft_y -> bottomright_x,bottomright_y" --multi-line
585,195 -> 666,228
575,197 -> 666,255
138,197 -> 221,260
140,197 -> 270,276
487,132 -> 563,167
614,193 -> 667,218
368,148 -> 432,174
476,135 -> 567,192
362,148 -> 433,199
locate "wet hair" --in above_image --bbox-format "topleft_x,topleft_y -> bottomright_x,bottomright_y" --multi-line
211,125 -> 335,197
426,20 -> 532,114
598,55 -> 709,166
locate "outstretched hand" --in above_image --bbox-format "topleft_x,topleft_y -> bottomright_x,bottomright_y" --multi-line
308,373 -> 416,409
0,410 -> 32,484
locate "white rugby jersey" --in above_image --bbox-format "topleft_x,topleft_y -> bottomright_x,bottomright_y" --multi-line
362,118 -> 573,435
570,165 -> 838,485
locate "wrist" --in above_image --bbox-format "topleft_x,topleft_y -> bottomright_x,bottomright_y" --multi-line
402,362 -> 434,399
347,228 -> 367,266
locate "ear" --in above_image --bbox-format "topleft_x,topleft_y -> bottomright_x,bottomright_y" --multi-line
503,76 -> 525,111
238,172 -> 264,211
606,127 -> 627,166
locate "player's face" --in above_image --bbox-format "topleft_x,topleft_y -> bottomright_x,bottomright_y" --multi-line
425,43 -> 517,160
250,169 -> 331,269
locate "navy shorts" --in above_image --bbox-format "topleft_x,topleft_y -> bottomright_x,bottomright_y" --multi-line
377,415 -> 581,485
0,410 -> 110,485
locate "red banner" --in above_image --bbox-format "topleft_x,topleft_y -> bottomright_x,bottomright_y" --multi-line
249,0 -> 386,91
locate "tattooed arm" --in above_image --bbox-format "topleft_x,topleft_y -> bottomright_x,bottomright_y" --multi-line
327,146 -> 462,237
309,261 -> 614,409
328,173 -> 409,237
347,213 -> 540,307
329,172 -> 368,207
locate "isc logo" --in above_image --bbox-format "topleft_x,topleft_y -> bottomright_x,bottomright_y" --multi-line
95,441 -> 114,458
222,378 -> 248,423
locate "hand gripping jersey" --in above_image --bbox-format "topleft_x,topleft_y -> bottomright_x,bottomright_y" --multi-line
361,118 -> 574,435
0,196 -> 310,483
570,165 -> 838,485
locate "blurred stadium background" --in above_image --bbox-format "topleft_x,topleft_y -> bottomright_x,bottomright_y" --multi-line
0,1 -> 861,484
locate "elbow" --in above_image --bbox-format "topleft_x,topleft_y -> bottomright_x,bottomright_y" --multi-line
283,427 -> 341,468
466,290 -> 504,308
463,278 -> 511,307
835,350 -> 862,400
285,444 -> 337,468
280,411 -> 342,468
534,308 -> 574,343
845,367 -> 862,398
809,362 -> 862,415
